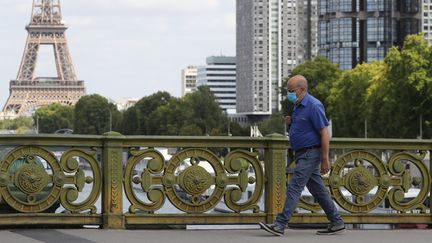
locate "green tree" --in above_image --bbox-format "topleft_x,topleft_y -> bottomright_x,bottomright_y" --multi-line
121,106 -> 139,135
148,97 -> 191,135
120,88 -> 227,136
74,94 -> 118,135
179,124 -> 203,136
328,62 -> 385,137
257,112 -> 286,136
290,56 -> 342,108
132,91 -> 172,135
0,116 -> 34,134
109,103 -> 122,132
368,34 -> 432,138
33,103 -> 74,133
228,121 -> 249,136
183,86 -> 226,135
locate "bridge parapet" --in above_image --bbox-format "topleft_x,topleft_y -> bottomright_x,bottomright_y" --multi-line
0,134 -> 429,228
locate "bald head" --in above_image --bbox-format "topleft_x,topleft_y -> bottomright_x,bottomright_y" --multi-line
287,75 -> 308,91
286,75 -> 308,102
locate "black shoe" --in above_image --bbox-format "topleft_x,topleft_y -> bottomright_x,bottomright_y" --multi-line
316,223 -> 345,235
259,222 -> 284,236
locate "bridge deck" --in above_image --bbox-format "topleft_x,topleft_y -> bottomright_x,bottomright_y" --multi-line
2,228 -> 431,243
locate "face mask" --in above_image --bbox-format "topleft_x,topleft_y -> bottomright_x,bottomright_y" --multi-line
287,91 -> 298,103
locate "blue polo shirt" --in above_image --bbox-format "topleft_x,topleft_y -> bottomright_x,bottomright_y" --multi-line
289,93 -> 329,151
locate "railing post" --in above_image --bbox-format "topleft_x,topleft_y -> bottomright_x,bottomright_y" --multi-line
264,134 -> 288,223
102,131 -> 125,229
429,149 -> 432,222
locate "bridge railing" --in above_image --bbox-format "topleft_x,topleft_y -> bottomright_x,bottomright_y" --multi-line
0,133 -> 430,229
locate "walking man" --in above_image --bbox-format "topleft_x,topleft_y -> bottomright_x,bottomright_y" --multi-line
259,75 -> 345,236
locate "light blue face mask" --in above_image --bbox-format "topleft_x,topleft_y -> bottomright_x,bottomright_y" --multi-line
287,91 -> 298,103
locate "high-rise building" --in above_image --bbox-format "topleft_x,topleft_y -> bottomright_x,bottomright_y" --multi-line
318,0 -> 424,70
197,56 -> 237,113
181,66 -> 198,97
236,0 -> 317,116
284,0 -> 319,76
422,0 -> 432,45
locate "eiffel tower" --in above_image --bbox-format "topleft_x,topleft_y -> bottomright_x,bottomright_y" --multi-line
2,0 -> 86,116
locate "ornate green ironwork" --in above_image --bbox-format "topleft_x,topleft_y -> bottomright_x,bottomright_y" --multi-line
0,135 -> 430,228
224,150 -> 263,213
0,146 -> 64,212
124,148 -> 166,213
0,146 -> 101,213
59,148 -> 101,213
124,148 -> 264,214
387,151 -> 430,212
295,150 -> 431,214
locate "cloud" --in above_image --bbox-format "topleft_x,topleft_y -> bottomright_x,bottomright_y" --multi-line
66,16 -> 96,27
223,13 -> 236,29
125,0 -> 219,11
0,0 -> 235,105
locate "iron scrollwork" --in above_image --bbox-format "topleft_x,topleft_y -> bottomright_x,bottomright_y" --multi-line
124,148 -> 166,213
59,148 -> 101,213
387,152 -> 430,212
0,146 -> 101,213
296,150 -> 431,214
124,148 -> 264,214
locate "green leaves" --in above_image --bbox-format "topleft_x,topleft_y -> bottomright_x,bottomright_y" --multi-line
121,86 -> 230,136
33,103 -> 74,134
328,62 -> 383,137
74,94 -> 119,135
369,34 -> 432,138
0,116 -> 33,134
281,34 -> 432,138
290,56 -> 342,108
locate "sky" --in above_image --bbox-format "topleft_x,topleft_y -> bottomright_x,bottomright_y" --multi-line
0,0 -> 236,106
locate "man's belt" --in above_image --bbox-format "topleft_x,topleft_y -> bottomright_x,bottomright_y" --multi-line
295,145 -> 321,153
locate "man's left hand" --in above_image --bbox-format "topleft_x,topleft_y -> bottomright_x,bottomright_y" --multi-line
321,157 -> 330,174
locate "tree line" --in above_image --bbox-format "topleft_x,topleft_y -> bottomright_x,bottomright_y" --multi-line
1,34 -> 430,138
265,33 -> 431,139
19,86 -> 248,136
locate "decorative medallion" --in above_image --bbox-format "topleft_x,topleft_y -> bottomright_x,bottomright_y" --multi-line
164,149 -> 226,213
179,165 -> 212,195
15,163 -> 49,194
0,146 -> 63,212
330,150 -> 389,213
346,167 -> 375,196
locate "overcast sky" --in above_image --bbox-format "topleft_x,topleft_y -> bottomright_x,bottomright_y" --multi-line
0,0 -> 236,106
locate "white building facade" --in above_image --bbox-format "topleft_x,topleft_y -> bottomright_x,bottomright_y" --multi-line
423,0 -> 432,45
181,66 -> 198,97
197,56 -> 237,113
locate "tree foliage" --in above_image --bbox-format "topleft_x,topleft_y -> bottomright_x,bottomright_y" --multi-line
367,34 -> 432,138
0,116 -> 33,134
121,86 -> 229,136
74,94 -> 119,135
182,86 -> 226,135
11,35 -> 430,139
327,62 -> 385,137
290,56 -> 342,108
283,34 -> 432,138
281,56 -> 342,121
33,103 -> 74,133
257,112 -> 286,136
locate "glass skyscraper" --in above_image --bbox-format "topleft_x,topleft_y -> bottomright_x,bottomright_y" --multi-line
319,0 -> 423,70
